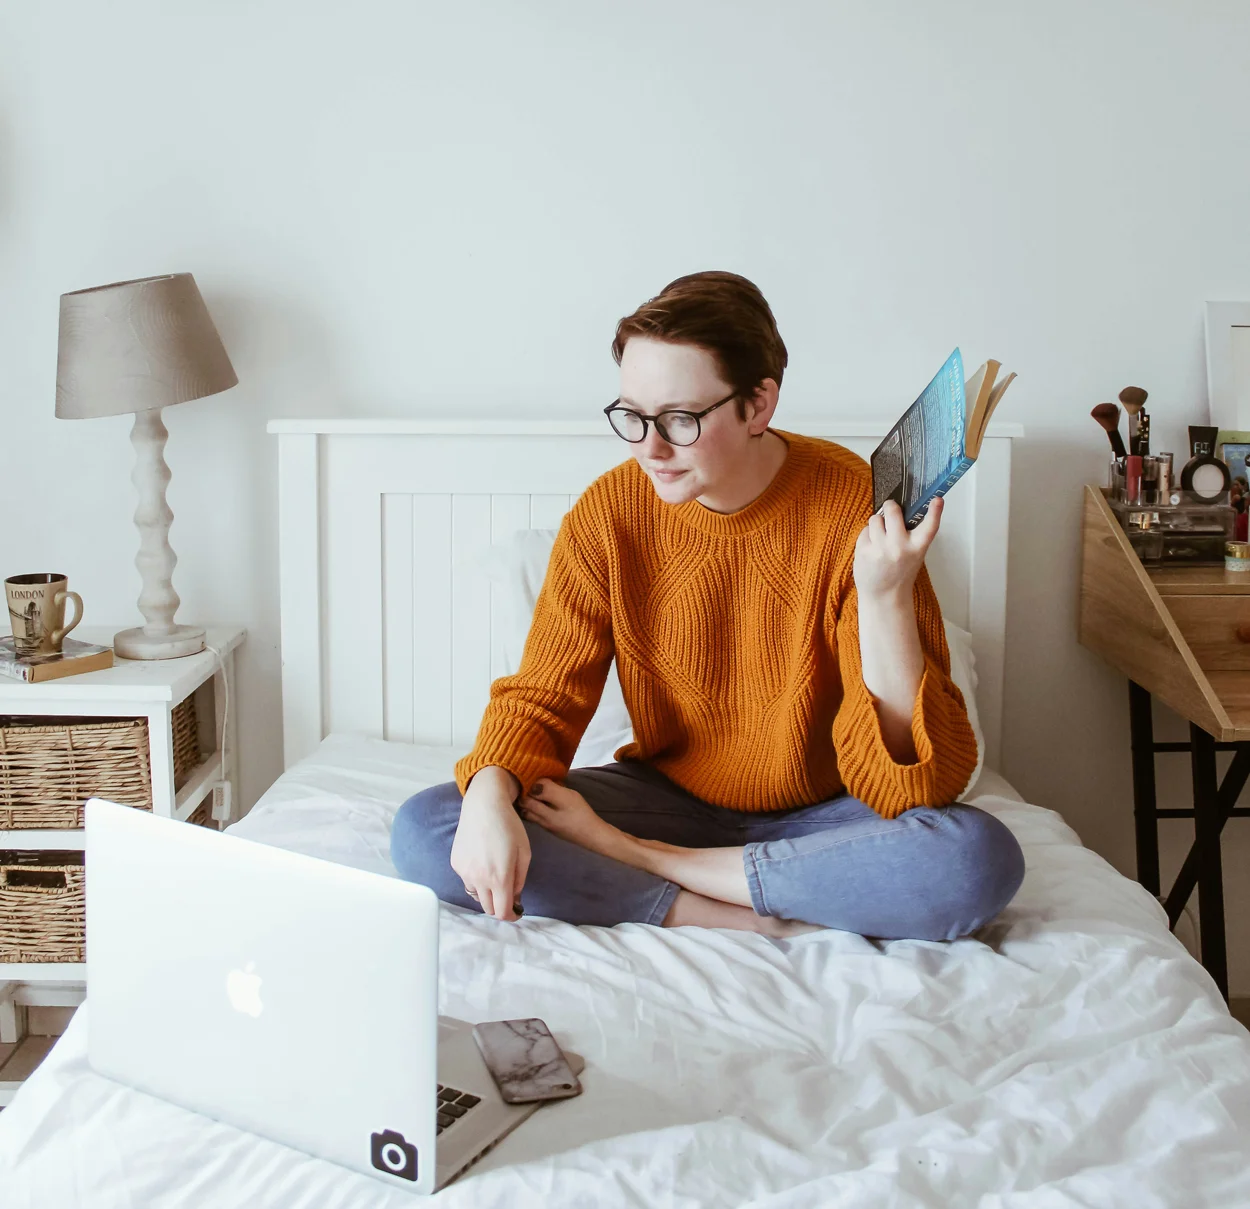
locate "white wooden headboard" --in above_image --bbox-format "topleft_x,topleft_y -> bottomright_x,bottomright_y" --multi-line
267,420 -> 1019,774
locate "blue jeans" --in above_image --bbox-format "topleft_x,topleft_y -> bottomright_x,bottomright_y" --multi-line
389,760 -> 1026,941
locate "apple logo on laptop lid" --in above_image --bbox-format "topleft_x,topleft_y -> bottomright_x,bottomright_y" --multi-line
226,961 -> 264,1018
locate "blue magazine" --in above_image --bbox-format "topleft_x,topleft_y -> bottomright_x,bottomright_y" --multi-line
870,348 -> 1015,529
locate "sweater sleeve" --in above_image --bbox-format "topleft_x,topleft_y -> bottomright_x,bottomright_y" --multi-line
453,513 -> 614,797
828,563 -> 978,819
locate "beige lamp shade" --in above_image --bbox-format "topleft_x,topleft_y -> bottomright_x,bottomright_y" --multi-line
55,272 -> 238,419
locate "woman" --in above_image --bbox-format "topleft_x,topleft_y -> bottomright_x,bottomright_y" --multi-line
390,271 -> 1024,940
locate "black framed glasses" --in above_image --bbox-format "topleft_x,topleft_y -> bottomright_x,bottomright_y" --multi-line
603,391 -> 737,447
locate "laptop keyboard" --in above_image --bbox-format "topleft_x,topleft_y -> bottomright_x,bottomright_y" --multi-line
436,1083 -> 481,1134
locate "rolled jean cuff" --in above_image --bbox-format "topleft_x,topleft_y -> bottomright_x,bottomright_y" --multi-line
644,878 -> 683,927
744,845 -> 770,917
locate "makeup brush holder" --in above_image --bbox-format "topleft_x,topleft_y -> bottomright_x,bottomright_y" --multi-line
1106,490 -> 1234,565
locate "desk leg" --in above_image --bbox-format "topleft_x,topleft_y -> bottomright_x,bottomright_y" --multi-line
1128,681 -> 1161,896
1190,724 -> 1228,1001
1166,746 -> 1250,926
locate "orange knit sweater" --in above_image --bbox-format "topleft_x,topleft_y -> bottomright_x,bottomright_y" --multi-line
454,430 -> 978,819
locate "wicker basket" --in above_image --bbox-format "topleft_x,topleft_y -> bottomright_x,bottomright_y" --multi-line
186,798 -> 219,829
172,694 -> 202,791
0,695 -> 202,830
0,849 -> 85,963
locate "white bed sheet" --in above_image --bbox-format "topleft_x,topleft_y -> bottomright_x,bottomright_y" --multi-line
3,733 -> 1250,1208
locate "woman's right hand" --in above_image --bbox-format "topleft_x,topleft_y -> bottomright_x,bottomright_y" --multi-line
450,766 -> 531,922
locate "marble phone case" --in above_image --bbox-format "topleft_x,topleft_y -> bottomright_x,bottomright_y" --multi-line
471,1018 -> 584,1104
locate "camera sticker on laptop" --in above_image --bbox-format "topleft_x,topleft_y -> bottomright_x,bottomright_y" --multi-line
371,1128 -> 418,1181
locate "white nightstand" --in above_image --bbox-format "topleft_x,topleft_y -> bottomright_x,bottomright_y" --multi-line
0,624 -> 244,1104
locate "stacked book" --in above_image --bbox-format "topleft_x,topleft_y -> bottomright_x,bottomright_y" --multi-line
0,636 -> 114,683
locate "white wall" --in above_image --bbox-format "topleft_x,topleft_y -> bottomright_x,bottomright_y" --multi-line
3,1 -> 1249,991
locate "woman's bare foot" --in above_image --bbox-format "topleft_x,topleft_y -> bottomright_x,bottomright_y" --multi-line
518,779 -> 642,865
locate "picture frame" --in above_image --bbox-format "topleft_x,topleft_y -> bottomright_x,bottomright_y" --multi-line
1218,440 -> 1250,496
1204,301 -> 1250,431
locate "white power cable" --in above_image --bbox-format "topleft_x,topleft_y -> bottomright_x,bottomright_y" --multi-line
1157,892 -> 1201,959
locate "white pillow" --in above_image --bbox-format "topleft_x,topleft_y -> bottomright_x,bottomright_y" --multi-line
481,528 -> 633,769
942,620 -> 985,798
482,528 -> 984,795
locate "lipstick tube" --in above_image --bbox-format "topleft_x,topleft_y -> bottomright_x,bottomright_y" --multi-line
1125,454 -> 1143,504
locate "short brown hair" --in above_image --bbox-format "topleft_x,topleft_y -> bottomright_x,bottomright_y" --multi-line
611,271 -> 788,419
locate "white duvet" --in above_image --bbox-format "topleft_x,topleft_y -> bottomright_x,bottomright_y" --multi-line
3,733 -> 1250,1207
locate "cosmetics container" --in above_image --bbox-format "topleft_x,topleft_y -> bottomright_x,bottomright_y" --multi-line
1189,425 -> 1217,458
1181,425 -> 1231,503
1226,541 -> 1250,573
1142,455 -> 1159,503
1107,489 -> 1235,565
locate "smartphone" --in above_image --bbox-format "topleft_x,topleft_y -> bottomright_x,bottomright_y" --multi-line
471,1018 -> 583,1104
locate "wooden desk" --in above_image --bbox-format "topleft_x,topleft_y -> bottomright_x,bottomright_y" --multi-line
1079,485 -> 1250,1001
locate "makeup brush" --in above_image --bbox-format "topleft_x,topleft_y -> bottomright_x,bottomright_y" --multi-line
1091,402 -> 1127,458
1119,386 -> 1149,455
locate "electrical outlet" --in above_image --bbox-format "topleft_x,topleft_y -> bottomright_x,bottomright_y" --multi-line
211,780 -> 233,822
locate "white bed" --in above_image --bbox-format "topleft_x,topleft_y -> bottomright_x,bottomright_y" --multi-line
3,421 -> 1250,1208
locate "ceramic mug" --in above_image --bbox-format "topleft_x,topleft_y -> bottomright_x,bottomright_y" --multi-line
5,573 -> 84,656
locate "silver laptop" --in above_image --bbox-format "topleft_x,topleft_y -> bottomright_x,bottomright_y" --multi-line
84,797 -> 583,1194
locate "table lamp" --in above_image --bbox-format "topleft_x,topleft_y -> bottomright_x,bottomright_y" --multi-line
55,272 -> 238,660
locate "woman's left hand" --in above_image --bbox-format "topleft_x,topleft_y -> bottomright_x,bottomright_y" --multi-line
853,496 -> 943,602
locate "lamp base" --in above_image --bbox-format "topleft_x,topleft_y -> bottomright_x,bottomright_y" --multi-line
114,624 -> 206,661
